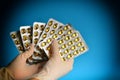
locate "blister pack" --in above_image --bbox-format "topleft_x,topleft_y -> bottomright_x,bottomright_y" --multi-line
10,31 -> 25,53
20,26 -> 32,50
37,25 -> 88,61
29,18 -> 65,62
10,18 -> 89,64
32,22 -> 46,45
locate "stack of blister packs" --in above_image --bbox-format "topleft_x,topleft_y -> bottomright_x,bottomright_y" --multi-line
10,18 -> 88,64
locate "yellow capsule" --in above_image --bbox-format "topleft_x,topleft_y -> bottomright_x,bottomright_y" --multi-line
34,38 -> 38,44
41,42 -> 46,47
80,47 -> 86,52
52,34 -> 57,39
60,52 -> 63,56
21,29 -> 26,34
73,50 -> 79,55
50,30 -> 55,35
46,46 -> 51,50
34,52 -> 41,57
58,40 -> 64,44
65,36 -> 70,41
34,31 -> 38,37
47,38 -> 52,43
71,45 -> 76,50
77,42 -> 83,47
64,49 -> 69,54
61,34 -> 66,38
67,41 -> 73,46
67,30 -> 73,34
18,46 -> 23,51
53,23 -> 58,29
72,33 -> 77,37
63,25 -> 69,31
45,27 -> 50,32
23,35 -> 28,41
58,30 -> 63,35
25,42 -> 30,48
27,28 -> 31,33
62,57 -> 66,61
61,44 -> 66,49
15,40 -> 20,45
48,21 -> 53,26
40,25 -> 45,31
36,45 -> 41,50
67,54 -> 72,59
11,33 -> 16,39
34,24 -> 39,30
74,37 -> 80,42
42,34 -> 47,39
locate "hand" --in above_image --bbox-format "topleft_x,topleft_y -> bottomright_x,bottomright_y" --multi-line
32,40 -> 74,80
7,44 -> 42,80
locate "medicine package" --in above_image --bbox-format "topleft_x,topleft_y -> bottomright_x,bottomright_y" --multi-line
10,18 -> 88,64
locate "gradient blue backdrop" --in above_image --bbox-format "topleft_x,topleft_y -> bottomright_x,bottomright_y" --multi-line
0,0 -> 119,80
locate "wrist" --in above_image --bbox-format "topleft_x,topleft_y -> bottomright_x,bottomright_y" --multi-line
32,69 -> 55,80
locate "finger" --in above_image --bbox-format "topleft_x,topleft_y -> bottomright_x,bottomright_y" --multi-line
50,40 -> 60,58
23,44 -> 34,59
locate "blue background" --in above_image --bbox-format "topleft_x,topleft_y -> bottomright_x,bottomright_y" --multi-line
0,0 -> 120,80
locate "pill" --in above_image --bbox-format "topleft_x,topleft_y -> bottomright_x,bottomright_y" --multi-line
21,29 -> 26,34
67,30 -> 73,34
60,52 -> 63,56
41,42 -> 46,47
23,35 -> 28,41
50,30 -> 55,35
34,38 -> 38,44
25,42 -> 30,48
64,49 -> 69,54
67,41 -> 73,46
34,24 -> 39,30
74,37 -> 80,42
65,36 -> 70,41
27,28 -> 31,33
80,47 -> 86,52
48,20 -> 53,26
45,27 -> 50,32
15,40 -> 20,45
71,45 -> 76,50
53,23 -> 58,29
58,39 -> 64,44
58,30 -> 63,35
11,33 -> 16,39
40,25 -> 45,31
36,45 -> 41,50
47,38 -> 52,43
52,34 -> 57,39
42,34 -> 47,39
61,44 -> 66,49
63,25 -> 69,31
18,46 -> 23,51
62,57 -> 66,61
34,31 -> 38,37
77,42 -> 83,47
73,50 -> 79,55
71,33 -> 77,37
46,46 -> 50,50
67,54 -> 72,59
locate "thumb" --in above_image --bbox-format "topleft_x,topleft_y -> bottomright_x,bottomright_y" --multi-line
22,44 -> 34,59
50,40 -> 60,59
